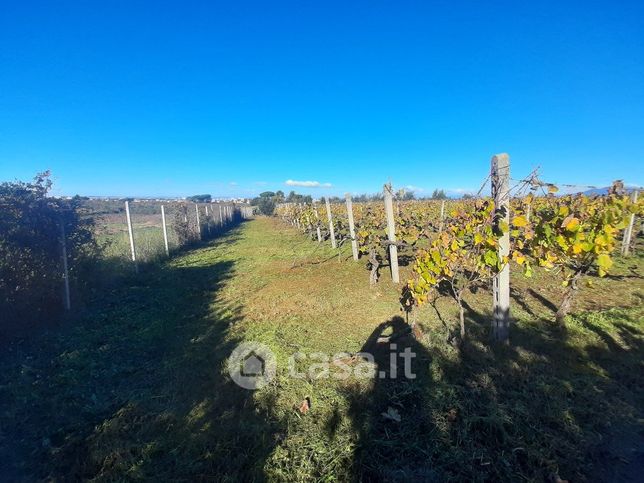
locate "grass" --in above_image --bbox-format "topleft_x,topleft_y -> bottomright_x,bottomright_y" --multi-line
0,218 -> 642,481
96,215 -> 180,264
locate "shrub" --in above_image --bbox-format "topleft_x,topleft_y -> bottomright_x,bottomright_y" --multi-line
0,172 -> 99,335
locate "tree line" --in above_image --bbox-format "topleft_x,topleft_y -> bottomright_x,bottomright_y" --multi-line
251,188 -> 466,216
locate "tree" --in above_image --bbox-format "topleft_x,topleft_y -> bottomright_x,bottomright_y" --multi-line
257,197 -> 276,216
187,194 -> 212,203
431,189 -> 448,200
396,188 -> 416,200
251,192 -> 277,215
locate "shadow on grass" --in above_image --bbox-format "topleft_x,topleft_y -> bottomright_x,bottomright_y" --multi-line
0,226 -> 282,481
341,304 -> 643,481
344,316 -> 440,481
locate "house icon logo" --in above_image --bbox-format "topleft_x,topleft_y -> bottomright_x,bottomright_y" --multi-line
241,351 -> 265,377
228,342 -> 276,389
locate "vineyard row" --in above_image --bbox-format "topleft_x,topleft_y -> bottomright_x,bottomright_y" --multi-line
276,153 -> 642,344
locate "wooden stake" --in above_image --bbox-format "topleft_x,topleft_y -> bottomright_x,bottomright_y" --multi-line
325,197 -> 337,249
383,183 -> 400,283
161,205 -> 170,257
125,201 -> 138,272
491,153 -> 510,343
345,194 -> 359,261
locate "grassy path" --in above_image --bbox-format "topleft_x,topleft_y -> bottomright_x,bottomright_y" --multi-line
1,218 -> 642,481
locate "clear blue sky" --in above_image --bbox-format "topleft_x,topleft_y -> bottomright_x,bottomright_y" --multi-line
1,1 -> 642,198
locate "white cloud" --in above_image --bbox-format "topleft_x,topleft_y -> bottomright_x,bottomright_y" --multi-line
254,181 -> 268,186
285,179 -> 333,188
405,185 -> 424,192
229,181 -> 238,186
445,188 -> 478,198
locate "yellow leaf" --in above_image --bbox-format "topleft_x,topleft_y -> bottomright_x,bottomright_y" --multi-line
597,253 -> 613,273
563,216 -> 580,232
513,215 -> 528,227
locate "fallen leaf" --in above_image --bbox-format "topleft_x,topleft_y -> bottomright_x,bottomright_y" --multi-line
381,406 -> 401,422
298,397 -> 311,415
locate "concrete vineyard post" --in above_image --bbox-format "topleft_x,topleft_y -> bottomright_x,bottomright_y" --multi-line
195,203 -> 201,240
383,183 -> 400,283
491,153 -> 510,344
313,201 -> 322,242
621,190 -> 638,256
205,205 -> 211,236
59,216 -> 71,311
526,202 -> 532,223
218,205 -> 223,226
161,205 -> 170,257
125,201 -> 138,272
439,199 -> 446,232
325,198 -> 337,249
345,194 -> 359,261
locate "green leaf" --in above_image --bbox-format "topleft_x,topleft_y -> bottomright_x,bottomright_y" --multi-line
597,253 -> 613,274
484,250 -> 498,267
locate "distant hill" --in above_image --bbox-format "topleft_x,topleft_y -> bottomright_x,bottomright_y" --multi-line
583,186 -> 640,196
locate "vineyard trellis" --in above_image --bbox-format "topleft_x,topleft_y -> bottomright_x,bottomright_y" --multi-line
54,200 -> 255,311
277,153 -> 642,344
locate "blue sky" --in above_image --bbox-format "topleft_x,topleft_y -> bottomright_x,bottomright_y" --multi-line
0,1 -> 642,198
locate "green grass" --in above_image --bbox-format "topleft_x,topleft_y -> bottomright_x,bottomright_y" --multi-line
0,218 -> 642,481
97,224 -> 178,263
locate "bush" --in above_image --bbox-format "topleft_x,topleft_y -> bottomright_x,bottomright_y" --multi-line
251,192 -> 279,215
0,172 -> 99,336
257,197 -> 276,216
